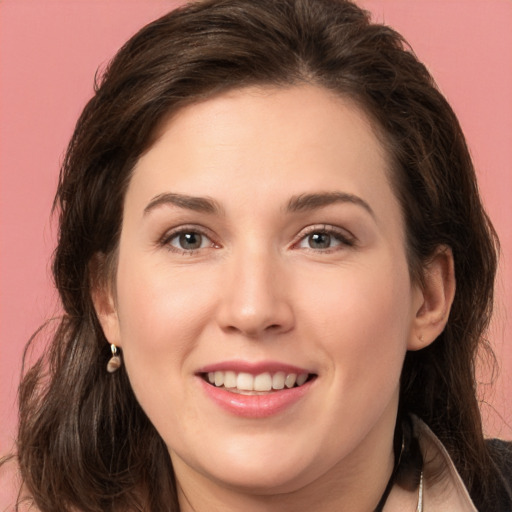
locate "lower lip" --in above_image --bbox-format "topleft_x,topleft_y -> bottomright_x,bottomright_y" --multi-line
198,378 -> 314,418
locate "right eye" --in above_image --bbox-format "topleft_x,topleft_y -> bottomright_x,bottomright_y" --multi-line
162,228 -> 216,253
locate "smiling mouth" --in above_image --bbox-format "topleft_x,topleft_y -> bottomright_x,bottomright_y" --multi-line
202,371 -> 317,395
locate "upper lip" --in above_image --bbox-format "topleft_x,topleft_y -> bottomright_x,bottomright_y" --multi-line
196,360 -> 315,375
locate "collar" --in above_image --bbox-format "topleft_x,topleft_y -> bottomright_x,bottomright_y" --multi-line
384,416 -> 478,511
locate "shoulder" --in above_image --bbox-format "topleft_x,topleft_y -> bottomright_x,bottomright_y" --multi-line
486,438 -> 512,471
411,416 -> 512,511
486,439 -> 512,504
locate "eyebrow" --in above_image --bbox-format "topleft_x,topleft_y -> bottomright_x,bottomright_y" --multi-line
143,191 -> 374,218
144,192 -> 223,215
286,192 -> 375,218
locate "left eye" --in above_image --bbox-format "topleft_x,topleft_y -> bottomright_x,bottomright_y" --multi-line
297,229 -> 351,250
167,231 -> 212,251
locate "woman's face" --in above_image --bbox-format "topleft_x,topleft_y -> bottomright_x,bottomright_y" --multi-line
99,85 -> 426,495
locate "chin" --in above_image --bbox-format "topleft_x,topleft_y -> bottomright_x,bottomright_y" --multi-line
172,437 -> 329,496
205,462 -> 317,495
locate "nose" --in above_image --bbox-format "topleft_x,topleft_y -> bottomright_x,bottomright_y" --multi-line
216,246 -> 295,338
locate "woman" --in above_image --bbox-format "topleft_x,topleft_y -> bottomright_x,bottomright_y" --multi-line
5,0 -> 511,510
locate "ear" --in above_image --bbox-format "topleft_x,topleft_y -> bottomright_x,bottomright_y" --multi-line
408,246 -> 456,351
90,253 -> 122,347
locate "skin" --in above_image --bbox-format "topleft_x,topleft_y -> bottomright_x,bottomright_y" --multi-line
95,85 -> 455,512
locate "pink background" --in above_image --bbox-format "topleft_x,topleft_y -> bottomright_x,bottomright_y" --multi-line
1,0 -> 511,457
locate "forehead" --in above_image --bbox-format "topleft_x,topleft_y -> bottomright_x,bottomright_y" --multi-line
134,86 -> 391,186
126,85 -> 402,235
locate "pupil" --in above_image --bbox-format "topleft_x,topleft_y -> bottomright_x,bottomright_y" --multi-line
179,232 -> 202,250
309,232 -> 330,249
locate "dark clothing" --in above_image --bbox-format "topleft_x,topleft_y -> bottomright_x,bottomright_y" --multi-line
484,438 -> 512,512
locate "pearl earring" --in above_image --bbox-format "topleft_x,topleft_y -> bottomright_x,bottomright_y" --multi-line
107,344 -> 122,373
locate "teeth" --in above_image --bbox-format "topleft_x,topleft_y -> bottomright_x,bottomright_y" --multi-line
296,373 -> 308,386
205,370 -> 310,392
285,373 -> 297,388
272,371 -> 285,390
214,371 -> 224,387
254,372 -> 272,391
224,371 -> 237,388
237,372 -> 254,390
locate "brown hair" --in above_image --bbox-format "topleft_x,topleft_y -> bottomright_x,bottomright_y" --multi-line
14,0 -> 499,510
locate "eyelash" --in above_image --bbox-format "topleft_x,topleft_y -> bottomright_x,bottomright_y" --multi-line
292,225 -> 356,253
159,224 -> 356,255
159,225 -> 218,255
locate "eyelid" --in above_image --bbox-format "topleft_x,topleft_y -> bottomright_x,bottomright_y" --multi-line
291,224 -> 356,250
158,224 -> 220,252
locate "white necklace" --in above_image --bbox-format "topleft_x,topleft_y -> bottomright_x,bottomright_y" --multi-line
416,471 -> 424,512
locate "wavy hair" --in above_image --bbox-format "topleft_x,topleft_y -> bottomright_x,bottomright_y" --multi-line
14,0 -> 499,510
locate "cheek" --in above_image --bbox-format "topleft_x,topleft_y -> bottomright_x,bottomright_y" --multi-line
112,263 -> 212,439
112,256 -> 216,411
300,256 -> 413,379
115,256 -> 215,351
